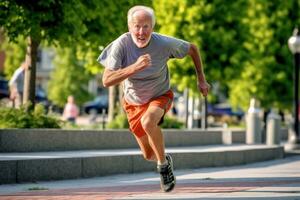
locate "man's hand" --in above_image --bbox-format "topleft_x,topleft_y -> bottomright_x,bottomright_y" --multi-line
134,54 -> 152,71
9,88 -> 18,100
102,54 -> 152,87
197,80 -> 210,97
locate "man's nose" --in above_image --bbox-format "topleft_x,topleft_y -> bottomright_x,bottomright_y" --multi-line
138,28 -> 146,34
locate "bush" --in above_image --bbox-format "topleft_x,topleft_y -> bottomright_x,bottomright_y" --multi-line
106,113 -> 184,129
0,104 -> 61,128
106,113 -> 129,129
160,116 -> 184,129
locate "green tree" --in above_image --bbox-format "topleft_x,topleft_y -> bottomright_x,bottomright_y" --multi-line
47,47 -> 92,107
229,0 -> 298,111
154,0 -> 299,111
0,0 -> 88,108
153,0 -> 248,98
228,0 -> 276,110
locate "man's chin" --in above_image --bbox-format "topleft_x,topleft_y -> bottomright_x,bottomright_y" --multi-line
136,42 -> 149,48
133,39 -> 150,48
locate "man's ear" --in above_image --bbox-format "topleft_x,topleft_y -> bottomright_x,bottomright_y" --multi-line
128,24 -> 131,32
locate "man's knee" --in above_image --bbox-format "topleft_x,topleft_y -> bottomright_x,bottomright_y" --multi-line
141,113 -> 158,133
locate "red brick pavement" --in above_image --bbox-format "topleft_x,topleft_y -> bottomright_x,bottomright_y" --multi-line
0,180 -> 299,200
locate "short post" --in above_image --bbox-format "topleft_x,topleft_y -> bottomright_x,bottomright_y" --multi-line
201,97 -> 208,130
102,108 -> 106,130
266,109 -> 281,145
246,98 -> 262,144
222,124 -> 233,145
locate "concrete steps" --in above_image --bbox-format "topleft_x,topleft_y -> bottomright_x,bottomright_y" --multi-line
0,144 -> 284,184
0,128 -> 246,152
0,128 -> 286,184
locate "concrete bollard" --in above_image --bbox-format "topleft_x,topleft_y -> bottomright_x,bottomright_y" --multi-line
246,98 -> 262,144
266,110 -> 281,145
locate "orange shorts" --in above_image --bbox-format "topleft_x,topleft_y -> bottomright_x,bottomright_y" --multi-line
122,90 -> 174,138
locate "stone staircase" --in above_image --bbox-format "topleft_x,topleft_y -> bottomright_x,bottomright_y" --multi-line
0,128 -> 285,184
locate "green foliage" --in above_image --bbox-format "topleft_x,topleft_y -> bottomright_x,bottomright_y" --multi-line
106,113 -> 184,129
160,116 -> 184,129
0,35 -> 26,79
47,47 -> 93,107
0,0 -> 152,74
153,0 -> 249,97
154,0 -> 299,112
0,0 -> 88,45
0,0 -> 93,106
106,113 -> 129,129
61,121 -> 80,130
0,104 -> 61,128
228,0 -> 297,111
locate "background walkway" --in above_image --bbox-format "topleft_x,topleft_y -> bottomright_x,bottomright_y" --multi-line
0,152 -> 299,200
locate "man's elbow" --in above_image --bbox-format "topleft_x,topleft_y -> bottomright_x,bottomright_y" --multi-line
188,43 -> 198,55
102,69 -> 112,87
102,77 -> 110,88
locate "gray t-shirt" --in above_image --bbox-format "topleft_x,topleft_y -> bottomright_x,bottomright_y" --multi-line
98,32 -> 190,105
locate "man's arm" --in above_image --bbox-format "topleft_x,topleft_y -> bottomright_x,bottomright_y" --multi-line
188,43 -> 210,97
8,68 -> 21,100
102,54 -> 151,87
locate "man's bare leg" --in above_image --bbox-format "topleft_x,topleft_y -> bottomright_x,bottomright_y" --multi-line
140,106 -> 166,164
140,105 -> 176,192
134,134 -> 157,162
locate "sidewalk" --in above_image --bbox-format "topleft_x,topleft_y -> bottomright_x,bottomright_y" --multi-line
0,153 -> 300,200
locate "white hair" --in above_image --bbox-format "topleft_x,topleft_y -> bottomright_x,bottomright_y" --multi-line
127,5 -> 155,28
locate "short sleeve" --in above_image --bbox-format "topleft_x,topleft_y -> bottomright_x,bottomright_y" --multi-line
8,67 -> 22,86
167,37 -> 190,59
97,40 -> 123,70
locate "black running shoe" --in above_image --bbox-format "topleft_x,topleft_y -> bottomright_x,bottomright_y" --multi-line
157,154 -> 176,192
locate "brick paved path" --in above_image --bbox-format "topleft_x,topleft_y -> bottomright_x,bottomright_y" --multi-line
1,179 -> 299,200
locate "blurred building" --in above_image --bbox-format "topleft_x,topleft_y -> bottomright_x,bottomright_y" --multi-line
36,48 -> 55,90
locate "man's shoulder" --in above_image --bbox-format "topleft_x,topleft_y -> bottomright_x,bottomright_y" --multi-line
152,32 -> 169,40
152,32 -> 184,44
115,32 -> 131,44
13,67 -> 24,76
153,32 -> 190,49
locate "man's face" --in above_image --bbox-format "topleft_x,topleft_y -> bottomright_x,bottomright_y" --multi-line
129,10 -> 153,48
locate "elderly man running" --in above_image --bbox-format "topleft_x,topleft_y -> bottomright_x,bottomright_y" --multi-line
98,5 -> 210,192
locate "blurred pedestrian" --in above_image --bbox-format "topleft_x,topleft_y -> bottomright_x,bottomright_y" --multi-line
62,95 -> 79,124
8,61 -> 27,107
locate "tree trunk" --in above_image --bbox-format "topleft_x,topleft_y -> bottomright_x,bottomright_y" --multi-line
108,83 -> 124,122
108,85 -> 118,122
118,83 -> 124,114
23,36 -> 39,109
